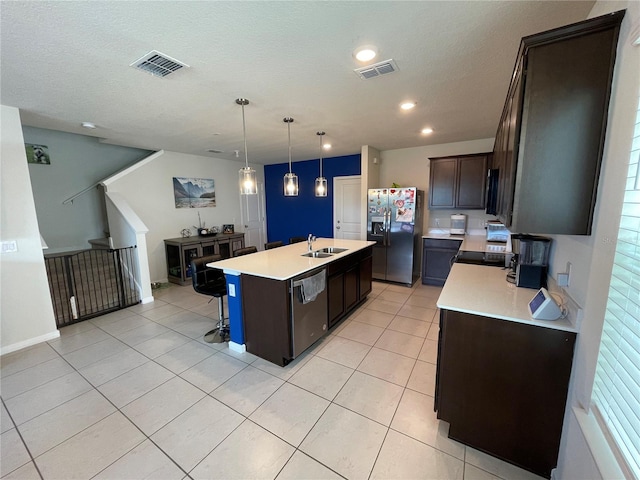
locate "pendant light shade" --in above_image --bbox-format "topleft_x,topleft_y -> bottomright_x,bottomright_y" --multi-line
283,117 -> 299,196
236,98 -> 257,195
315,131 -> 328,197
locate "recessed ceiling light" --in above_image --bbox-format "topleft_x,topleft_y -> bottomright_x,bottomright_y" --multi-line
354,45 -> 378,62
400,102 -> 416,110
421,128 -> 434,135
81,122 -> 96,129
323,143 -> 332,150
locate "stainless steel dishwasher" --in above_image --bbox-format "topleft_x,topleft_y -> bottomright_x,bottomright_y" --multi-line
290,268 -> 328,357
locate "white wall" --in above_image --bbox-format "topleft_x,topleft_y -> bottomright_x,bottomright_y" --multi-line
23,126 -> 150,253
102,150 -> 265,283
1,106 -> 59,354
361,145 -> 382,238
380,138 -> 496,231
554,1 -> 640,478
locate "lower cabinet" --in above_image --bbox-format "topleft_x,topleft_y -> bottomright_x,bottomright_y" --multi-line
435,309 -> 576,479
422,239 -> 462,286
242,246 -> 374,365
327,247 -> 373,328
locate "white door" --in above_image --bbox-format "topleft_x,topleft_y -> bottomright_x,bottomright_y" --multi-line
240,182 -> 266,250
333,176 -> 361,239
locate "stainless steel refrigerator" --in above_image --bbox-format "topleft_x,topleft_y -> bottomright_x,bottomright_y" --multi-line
367,188 -> 424,285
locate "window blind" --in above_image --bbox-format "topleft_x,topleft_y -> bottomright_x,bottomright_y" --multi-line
593,96 -> 640,480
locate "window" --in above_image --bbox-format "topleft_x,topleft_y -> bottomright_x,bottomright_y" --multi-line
593,96 -> 640,480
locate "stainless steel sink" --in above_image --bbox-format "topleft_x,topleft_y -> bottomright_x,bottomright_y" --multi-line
301,251 -> 333,258
320,247 -> 348,254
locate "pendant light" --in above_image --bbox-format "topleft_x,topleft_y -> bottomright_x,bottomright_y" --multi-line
283,117 -> 298,196
315,131 -> 328,197
236,98 -> 257,195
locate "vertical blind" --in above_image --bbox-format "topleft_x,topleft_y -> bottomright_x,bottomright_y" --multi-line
593,96 -> 640,480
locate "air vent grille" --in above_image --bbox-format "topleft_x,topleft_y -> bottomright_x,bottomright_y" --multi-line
130,50 -> 189,77
354,59 -> 399,80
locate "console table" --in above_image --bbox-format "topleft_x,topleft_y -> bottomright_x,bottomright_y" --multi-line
164,233 -> 245,285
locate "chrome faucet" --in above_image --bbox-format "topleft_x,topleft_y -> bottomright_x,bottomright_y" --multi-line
307,234 -> 317,251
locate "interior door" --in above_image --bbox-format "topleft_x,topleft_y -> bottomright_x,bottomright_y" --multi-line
240,181 -> 266,250
333,176 -> 361,239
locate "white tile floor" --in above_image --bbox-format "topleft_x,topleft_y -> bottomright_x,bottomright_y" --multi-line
0,281 -> 546,480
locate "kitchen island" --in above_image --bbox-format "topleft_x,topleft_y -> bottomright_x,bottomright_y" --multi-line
435,263 -> 578,478
210,238 -> 375,366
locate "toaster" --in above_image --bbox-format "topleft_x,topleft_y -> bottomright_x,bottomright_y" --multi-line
486,221 -> 509,242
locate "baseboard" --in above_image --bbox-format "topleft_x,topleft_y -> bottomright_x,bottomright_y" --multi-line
229,341 -> 246,353
140,296 -> 154,304
0,330 -> 60,356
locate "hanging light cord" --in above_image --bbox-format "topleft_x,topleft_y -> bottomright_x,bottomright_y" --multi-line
241,103 -> 249,169
287,119 -> 293,174
318,132 -> 324,178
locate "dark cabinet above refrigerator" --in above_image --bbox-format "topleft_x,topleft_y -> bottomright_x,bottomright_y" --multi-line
492,10 -> 625,235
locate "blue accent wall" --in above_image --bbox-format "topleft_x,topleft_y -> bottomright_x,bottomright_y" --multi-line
265,154 -> 360,244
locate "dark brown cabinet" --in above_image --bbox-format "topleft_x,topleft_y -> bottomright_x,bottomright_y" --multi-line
422,238 -> 462,286
435,309 -> 576,478
327,247 -> 373,328
164,234 -> 245,285
429,153 -> 490,210
493,11 -> 624,234
243,246 -> 374,365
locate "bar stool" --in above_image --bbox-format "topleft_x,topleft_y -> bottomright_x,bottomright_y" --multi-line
233,246 -> 257,257
265,241 -> 283,250
289,236 -> 306,244
190,254 -> 228,343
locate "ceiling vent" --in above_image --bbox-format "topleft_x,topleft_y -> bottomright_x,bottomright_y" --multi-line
130,50 -> 189,78
354,59 -> 399,80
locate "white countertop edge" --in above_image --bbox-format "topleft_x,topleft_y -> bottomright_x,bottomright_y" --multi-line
435,302 -> 578,333
208,238 -> 376,281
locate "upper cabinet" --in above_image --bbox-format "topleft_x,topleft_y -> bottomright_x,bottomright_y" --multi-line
493,10 -> 625,235
429,153 -> 490,210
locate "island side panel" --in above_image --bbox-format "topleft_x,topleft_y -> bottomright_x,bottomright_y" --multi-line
241,274 -> 292,366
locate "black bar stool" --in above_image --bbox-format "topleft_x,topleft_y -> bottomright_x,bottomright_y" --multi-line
190,255 -> 228,343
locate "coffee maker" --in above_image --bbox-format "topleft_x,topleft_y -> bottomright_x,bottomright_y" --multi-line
507,234 -> 551,289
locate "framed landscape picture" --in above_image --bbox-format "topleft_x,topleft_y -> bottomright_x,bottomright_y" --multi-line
173,177 -> 216,208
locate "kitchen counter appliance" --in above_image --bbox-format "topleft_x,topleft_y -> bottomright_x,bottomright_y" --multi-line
450,214 -> 467,235
486,221 -> 509,242
508,234 -> 551,289
367,187 -> 423,285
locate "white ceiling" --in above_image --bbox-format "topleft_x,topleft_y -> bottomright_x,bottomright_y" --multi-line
0,1 -> 594,165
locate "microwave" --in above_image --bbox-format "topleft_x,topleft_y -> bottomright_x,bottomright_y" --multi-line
486,222 -> 509,242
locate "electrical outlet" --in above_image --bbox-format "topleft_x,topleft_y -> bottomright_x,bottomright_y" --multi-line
435,218 -> 440,227
557,261 -> 571,287
557,273 -> 569,287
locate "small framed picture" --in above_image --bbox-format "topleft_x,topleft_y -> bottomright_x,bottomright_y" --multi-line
25,144 -> 51,164
223,224 -> 234,234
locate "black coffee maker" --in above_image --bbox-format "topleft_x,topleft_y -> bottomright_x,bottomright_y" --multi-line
507,234 -> 551,289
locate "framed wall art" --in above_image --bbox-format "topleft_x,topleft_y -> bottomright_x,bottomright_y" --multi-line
25,144 -> 51,165
173,177 -> 216,208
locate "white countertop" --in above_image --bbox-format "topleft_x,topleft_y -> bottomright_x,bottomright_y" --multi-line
437,263 -> 577,333
423,232 -> 508,254
209,238 -> 375,281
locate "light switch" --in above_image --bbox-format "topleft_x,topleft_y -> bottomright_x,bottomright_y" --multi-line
228,283 -> 236,297
1,240 -> 18,254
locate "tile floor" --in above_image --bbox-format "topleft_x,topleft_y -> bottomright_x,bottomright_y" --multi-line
1,281 -> 546,480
